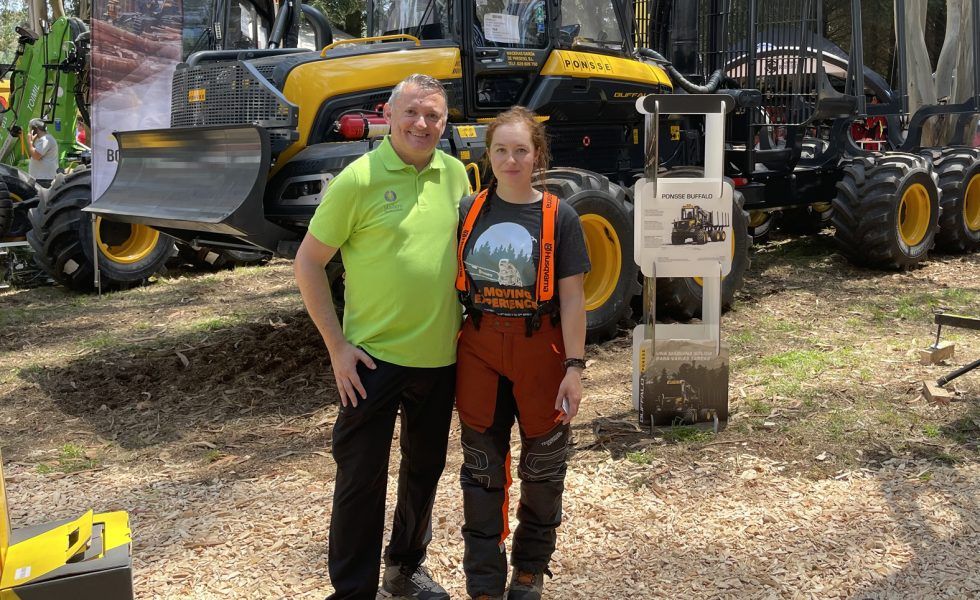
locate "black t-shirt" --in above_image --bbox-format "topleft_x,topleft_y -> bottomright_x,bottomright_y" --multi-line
460,192 -> 591,317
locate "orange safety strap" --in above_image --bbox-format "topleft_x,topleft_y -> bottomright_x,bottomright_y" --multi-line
535,191 -> 559,303
456,188 -> 491,293
456,189 -> 560,302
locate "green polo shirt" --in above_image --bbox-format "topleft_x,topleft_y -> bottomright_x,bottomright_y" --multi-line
308,137 -> 469,367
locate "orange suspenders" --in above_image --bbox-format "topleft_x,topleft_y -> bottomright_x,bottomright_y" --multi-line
456,190 -> 560,303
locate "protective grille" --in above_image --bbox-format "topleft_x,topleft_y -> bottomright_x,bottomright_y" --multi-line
635,0 -> 822,126
254,63 -> 277,83
170,62 -> 293,129
707,0 -> 821,126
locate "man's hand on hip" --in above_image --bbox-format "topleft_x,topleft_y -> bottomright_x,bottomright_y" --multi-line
329,342 -> 377,407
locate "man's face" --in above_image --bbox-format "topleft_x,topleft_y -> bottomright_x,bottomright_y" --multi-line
383,84 -> 447,168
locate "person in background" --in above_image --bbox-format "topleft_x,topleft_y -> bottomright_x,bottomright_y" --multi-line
27,119 -> 58,188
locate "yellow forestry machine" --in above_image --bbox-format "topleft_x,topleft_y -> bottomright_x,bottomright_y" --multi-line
77,0 -> 758,341
22,1 -> 980,340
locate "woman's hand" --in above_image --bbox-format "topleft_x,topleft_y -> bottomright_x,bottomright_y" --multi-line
555,368 -> 582,425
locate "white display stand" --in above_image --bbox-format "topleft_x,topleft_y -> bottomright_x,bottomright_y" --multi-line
631,95 -> 734,431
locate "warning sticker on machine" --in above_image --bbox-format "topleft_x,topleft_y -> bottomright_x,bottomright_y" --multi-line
483,13 -> 520,44
506,50 -> 537,67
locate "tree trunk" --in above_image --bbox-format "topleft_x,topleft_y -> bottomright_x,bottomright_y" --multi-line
902,0 -> 939,146
934,0 -> 962,102
951,0 -> 978,144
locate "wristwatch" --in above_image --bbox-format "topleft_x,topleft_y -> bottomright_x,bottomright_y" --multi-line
563,358 -> 586,371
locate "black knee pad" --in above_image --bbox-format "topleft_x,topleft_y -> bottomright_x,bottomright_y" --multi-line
518,426 -> 569,481
461,425 -> 510,488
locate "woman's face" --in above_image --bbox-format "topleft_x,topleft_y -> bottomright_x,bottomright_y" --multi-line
489,122 -> 538,189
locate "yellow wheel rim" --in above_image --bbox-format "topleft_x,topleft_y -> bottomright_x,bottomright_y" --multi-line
748,210 -> 769,227
965,174 -> 980,232
812,201 -> 832,214
580,213 -> 621,311
95,217 -> 160,264
898,183 -> 931,246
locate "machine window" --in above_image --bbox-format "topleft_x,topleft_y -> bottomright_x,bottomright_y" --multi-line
473,0 -> 547,48
374,0 -> 451,40
226,1 -> 268,49
559,0 -> 624,50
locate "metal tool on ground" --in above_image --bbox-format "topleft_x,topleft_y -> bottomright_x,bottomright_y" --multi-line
934,312 -> 980,385
921,311 -> 980,403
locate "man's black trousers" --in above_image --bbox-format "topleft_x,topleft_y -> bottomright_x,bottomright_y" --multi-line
326,356 -> 455,600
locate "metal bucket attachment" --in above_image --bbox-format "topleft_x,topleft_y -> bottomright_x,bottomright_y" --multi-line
84,125 -> 295,252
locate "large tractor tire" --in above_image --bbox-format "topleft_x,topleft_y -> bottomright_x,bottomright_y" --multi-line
831,153 -> 940,269
0,195 -> 11,239
0,168 -> 39,238
26,167 -> 175,291
540,168 -> 637,343
930,147 -> 980,253
656,190 -> 750,321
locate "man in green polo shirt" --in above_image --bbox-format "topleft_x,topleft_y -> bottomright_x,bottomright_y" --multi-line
295,74 -> 469,600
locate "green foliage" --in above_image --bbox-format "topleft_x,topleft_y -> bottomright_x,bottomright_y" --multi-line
203,449 -> 223,463
190,314 -> 243,332
306,0 -> 364,36
37,442 -> 100,473
626,450 -> 654,464
661,425 -> 713,444
1,0 -> 28,64
83,333 -> 117,350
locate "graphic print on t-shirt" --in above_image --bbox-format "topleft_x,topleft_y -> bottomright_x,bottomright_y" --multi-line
464,222 -> 539,316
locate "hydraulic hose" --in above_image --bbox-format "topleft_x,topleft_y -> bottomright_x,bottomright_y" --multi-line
638,47 -> 738,94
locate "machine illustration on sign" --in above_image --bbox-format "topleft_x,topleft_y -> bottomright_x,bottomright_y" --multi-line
671,204 -> 730,245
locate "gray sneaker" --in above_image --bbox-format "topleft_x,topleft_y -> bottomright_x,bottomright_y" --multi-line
378,564 -> 449,600
506,568 -> 544,600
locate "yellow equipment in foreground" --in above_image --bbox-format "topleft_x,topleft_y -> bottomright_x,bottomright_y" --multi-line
0,452 -> 133,599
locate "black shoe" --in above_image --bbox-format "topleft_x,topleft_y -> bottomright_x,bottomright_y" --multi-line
506,568 -> 544,600
378,564 -> 449,600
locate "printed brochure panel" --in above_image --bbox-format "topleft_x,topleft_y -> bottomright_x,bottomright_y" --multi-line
638,339 -> 729,427
91,0 -> 186,199
633,177 -> 734,278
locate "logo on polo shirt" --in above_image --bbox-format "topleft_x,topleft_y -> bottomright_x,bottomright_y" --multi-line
383,189 -> 402,212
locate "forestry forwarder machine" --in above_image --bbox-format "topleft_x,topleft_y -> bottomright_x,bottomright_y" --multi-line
81,0 -> 761,342
638,1 -> 980,273
671,204 -> 729,245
